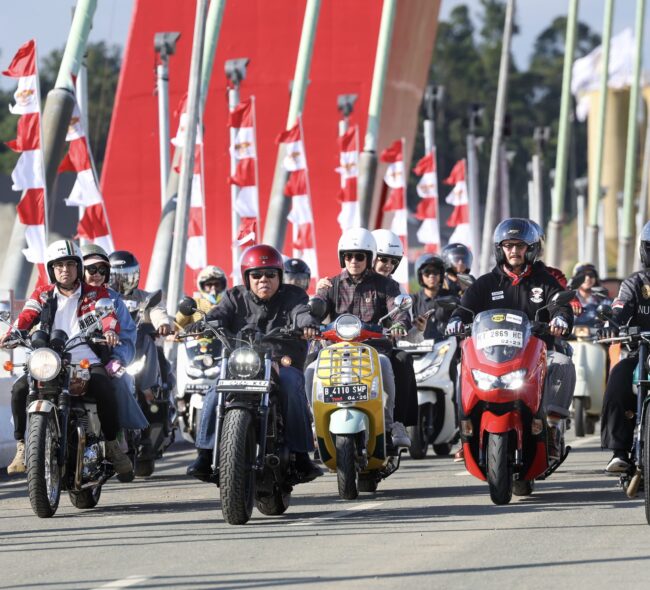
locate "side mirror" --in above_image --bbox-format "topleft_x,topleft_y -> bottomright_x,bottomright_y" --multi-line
550,290 -> 577,307
178,296 -> 198,317
0,300 -> 11,323
394,294 -> 413,311
308,297 -> 328,321
436,296 -> 460,311
456,273 -> 475,290
597,303 -> 613,321
591,286 -> 609,299
95,298 -> 116,318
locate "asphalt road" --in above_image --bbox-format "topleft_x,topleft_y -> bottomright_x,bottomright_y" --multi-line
2,433 -> 650,590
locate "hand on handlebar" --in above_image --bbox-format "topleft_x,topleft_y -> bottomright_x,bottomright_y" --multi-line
104,330 -> 120,347
598,322 -> 619,340
157,323 -> 172,336
389,322 -> 407,339
549,317 -> 569,337
445,319 -> 464,336
302,326 -> 320,340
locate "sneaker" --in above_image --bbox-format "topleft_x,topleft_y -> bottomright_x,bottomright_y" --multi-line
105,440 -> 134,475
547,425 -> 561,461
605,452 -> 631,473
295,452 -> 324,482
7,440 -> 26,475
390,421 -> 411,448
453,447 -> 465,463
186,450 -> 213,479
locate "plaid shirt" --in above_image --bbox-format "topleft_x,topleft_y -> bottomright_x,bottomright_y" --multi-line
317,269 -> 410,328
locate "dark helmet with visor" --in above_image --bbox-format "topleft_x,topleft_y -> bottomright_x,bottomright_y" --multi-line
493,218 -> 541,266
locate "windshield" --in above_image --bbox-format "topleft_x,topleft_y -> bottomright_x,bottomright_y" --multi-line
472,309 -> 531,363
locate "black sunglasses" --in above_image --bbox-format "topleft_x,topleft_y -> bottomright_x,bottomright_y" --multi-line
85,265 -> 109,276
377,256 -> 398,266
344,252 -> 366,262
249,270 -> 279,280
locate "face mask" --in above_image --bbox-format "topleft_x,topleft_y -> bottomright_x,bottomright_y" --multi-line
206,293 -> 217,305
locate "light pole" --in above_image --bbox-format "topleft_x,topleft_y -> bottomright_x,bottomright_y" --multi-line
529,126 -> 550,226
466,103 -> 484,255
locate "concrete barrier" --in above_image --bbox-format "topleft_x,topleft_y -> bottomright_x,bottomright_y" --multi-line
0,377 -> 15,468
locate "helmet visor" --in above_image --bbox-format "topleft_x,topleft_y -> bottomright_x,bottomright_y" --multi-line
109,265 -> 140,295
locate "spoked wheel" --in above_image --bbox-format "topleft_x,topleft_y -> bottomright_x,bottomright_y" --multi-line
486,433 -> 513,505
69,486 -> 102,509
573,398 -> 586,438
219,409 -> 256,525
407,405 -> 429,460
335,434 -> 359,500
256,488 -> 291,516
644,417 -> 650,525
27,412 -> 62,518
512,479 -> 535,496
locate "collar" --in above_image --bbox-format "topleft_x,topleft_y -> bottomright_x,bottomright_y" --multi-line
342,268 -> 371,284
501,264 -> 532,286
55,283 -> 82,300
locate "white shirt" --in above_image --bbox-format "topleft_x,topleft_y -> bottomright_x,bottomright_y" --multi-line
51,285 -> 100,365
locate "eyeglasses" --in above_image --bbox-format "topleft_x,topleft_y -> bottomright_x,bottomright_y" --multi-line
501,242 -> 527,251
377,256 -> 399,266
343,252 -> 366,262
85,265 -> 109,276
249,270 -> 279,280
422,268 -> 441,277
53,260 -> 77,270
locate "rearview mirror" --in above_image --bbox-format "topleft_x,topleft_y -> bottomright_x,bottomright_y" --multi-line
178,296 -> 198,317
456,273 -> 475,290
95,298 -> 115,318
308,297 -> 327,321
550,290 -> 577,307
597,303 -> 613,321
394,294 -> 412,311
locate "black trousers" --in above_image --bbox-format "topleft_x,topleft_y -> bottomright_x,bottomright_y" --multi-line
11,366 -> 120,441
600,356 -> 637,452
390,350 -> 418,427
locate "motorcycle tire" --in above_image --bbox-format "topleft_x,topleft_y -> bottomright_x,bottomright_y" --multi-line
335,434 -> 359,500
358,474 -> 378,493
574,398 -> 586,438
487,433 -> 513,505
134,459 -> 155,478
69,486 -> 102,509
219,409 -> 256,525
644,417 -> 650,525
27,411 -> 62,518
407,407 -> 429,460
433,443 -> 453,456
256,488 -> 291,516
512,479 -> 535,496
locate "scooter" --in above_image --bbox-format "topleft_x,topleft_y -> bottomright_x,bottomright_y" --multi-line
311,294 -> 412,500
440,291 -> 576,505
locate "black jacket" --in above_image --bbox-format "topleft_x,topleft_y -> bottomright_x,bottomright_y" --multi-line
452,264 -> 574,348
205,284 -> 315,368
612,270 -> 650,331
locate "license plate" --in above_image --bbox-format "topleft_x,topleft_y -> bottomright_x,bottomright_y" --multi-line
323,384 -> 368,403
217,379 -> 270,393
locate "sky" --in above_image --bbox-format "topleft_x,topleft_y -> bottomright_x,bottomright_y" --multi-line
0,0 -> 648,88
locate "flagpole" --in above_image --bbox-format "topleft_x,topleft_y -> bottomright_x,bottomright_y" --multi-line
298,113 -> 319,280
251,95 -> 261,246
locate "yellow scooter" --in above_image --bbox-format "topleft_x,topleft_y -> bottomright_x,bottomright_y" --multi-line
311,295 -> 412,499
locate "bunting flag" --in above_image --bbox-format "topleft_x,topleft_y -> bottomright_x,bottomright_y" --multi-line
278,118 -> 319,285
3,39 -> 48,284
413,150 -> 442,254
228,97 -> 260,249
336,126 -> 360,232
444,159 -> 472,247
59,102 -> 114,253
380,139 -> 408,287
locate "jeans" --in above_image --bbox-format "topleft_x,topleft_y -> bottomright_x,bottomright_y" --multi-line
196,366 -> 314,453
114,373 -> 149,430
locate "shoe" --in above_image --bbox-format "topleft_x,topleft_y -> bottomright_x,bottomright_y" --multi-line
7,440 -> 26,475
295,452 -> 324,482
453,447 -> 464,463
187,450 -> 213,479
105,440 -> 134,475
547,425 -> 561,461
605,452 -> 631,473
390,421 -> 411,448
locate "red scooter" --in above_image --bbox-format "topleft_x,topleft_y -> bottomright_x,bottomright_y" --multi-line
441,291 -> 575,505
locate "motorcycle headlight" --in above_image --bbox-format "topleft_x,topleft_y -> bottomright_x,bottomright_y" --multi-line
334,314 -> 362,341
28,348 -> 61,382
127,357 -> 146,376
471,368 -> 527,391
416,363 -> 441,383
500,369 -> 527,390
201,355 -> 214,368
228,347 -> 261,379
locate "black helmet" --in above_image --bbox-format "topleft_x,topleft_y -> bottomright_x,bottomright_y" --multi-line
641,222 -> 650,269
493,218 -> 541,266
109,250 -> 140,295
283,258 -> 311,290
441,243 -> 473,274
415,253 -> 445,287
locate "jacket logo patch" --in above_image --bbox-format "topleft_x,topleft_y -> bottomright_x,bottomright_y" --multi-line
530,287 -> 544,303
642,285 -> 650,300
491,291 -> 504,301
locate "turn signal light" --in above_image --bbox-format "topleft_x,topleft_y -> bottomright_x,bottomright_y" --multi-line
460,420 -> 473,436
3,360 -> 14,372
281,355 -> 292,367
79,358 -> 91,369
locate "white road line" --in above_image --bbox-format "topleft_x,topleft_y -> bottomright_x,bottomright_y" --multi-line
89,576 -> 149,589
288,501 -> 382,526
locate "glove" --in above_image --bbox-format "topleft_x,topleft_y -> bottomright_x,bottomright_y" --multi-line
599,322 -> 619,339
549,316 -> 569,335
185,321 -> 204,334
570,299 -> 583,316
445,319 -> 464,336
105,359 -> 125,378
389,322 -> 407,338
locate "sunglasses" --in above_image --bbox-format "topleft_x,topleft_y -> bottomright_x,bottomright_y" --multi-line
344,252 -> 366,262
85,265 -> 109,276
249,270 -> 279,280
377,256 -> 399,266
501,242 -> 527,251
422,268 -> 441,277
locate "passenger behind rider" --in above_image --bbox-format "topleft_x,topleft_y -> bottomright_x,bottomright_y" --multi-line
2,240 -> 132,475
175,265 -> 227,329
446,218 -> 575,460
440,242 -> 474,296
283,258 -> 312,291
185,244 -> 323,482
600,222 -> 650,472
307,227 -> 412,448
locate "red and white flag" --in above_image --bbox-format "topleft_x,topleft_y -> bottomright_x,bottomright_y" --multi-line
381,139 -> 408,286
413,150 -> 441,253
278,118 -> 319,285
444,159 -> 472,247
229,97 -> 260,249
3,39 -> 48,284
336,126 -> 360,232
59,102 -> 114,253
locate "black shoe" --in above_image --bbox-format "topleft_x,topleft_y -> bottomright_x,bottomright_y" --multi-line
187,450 -> 212,480
295,452 -> 324,483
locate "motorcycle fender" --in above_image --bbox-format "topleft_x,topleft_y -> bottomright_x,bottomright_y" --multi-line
27,399 -> 57,415
479,410 -> 523,451
329,408 -> 369,435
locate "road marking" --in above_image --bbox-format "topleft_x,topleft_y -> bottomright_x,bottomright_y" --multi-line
288,501 -> 382,526
89,576 -> 149,589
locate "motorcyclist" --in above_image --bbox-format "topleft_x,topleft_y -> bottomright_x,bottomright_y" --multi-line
600,222 -> 650,472
175,265 -> 227,329
283,258 -> 311,291
306,227 -> 412,448
446,218 -> 575,460
2,240 -> 132,475
571,263 -> 606,308
441,242 -> 473,295
185,244 -> 323,482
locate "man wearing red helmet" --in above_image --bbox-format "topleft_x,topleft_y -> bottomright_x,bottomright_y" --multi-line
186,244 -> 322,482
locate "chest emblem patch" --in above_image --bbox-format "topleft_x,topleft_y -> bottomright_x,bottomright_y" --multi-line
642,285 -> 650,300
530,287 -> 543,303
491,291 -> 504,301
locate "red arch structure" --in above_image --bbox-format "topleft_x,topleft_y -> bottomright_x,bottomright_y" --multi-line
100,0 -> 441,290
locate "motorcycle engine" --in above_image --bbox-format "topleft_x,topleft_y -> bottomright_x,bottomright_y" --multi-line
82,443 -> 102,479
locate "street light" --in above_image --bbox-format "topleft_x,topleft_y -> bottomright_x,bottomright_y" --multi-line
225,58 -> 250,88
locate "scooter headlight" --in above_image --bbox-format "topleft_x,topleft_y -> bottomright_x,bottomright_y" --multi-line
500,369 -> 527,390
228,347 -> 261,379
28,348 -> 61,382
471,368 -> 527,391
472,369 -> 500,391
334,315 -> 362,341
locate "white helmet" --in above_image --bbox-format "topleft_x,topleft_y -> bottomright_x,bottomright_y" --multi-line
45,239 -> 83,284
372,229 -> 403,273
337,228 -> 377,268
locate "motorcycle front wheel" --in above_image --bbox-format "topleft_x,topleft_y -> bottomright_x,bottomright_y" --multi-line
486,433 -> 513,505
335,434 -> 359,500
644,417 -> 650,525
219,409 -> 256,525
573,398 -> 586,438
27,411 -> 62,518
407,405 -> 429,460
